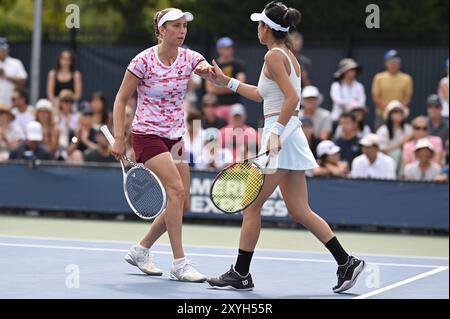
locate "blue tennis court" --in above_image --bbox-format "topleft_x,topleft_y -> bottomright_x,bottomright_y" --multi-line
0,235 -> 447,299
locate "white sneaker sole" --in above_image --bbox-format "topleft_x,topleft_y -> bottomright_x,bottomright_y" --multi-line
124,253 -> 163,276
333,261 -> 366,293
207,285 -> 254,291
169,273 -> 207,283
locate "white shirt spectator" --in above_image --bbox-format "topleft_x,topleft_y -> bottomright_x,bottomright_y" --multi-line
404,162 -> 442,181
376,124 -> 413,152
330,80 -> 366,121
299,107 -> 333,139
439,76 -> 449,118
0,121 -> 24,161
0,56 -> 28,105
351,152 -> 396,180
12,106 -> 34,136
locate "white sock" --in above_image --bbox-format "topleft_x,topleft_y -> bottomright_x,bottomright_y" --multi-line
173,257 -> 186,267
136,244 -> 148,251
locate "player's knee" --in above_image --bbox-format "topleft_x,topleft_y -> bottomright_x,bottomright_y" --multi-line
167,182 -> 185,203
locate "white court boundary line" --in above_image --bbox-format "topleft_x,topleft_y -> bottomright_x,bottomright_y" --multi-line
353,266 -> 449,299
0,242 -> 446,269
0,234 -> 448,261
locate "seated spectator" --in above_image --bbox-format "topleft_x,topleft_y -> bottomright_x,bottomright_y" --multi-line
201,93 -> 227,130
83,129 -> 116,163
0,102 -> 24,161
351,133 -> 396,180
426,94 -> 448,146
67,104 -> 97,163
438,58 -> 449,119
330,58 -> 366,125
299,86 -> 332,140
0,37 -> 28,106
334,102 -> 371,139
333,113 -> 361,168
197,127 -> 233,170
301,117 -> 320,158
9,121 -> 52,160
34,99 -> 59,158
11,87 -> 34,135
404,138 -> 447,182
376,100 -> 412,175
184,110 -> 204,167
89,91 -> 111,130
56,89 -> 79,160
220,103 -> 259,162
313,140 -> 348,177
46,48 -> 82,104
403,116 -> 443,167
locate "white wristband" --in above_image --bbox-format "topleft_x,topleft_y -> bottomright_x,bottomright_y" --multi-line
270,122 -> 285,136
227,78 -> 241,92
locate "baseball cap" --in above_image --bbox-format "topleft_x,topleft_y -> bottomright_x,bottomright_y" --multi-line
157,9 -> 193,27
230,103 -> 246,117
0,37 -> 9,49
359,133 -> 380,147
414,138 -> 435,152
216,37 -> 234,48
426,94 -> 442,108
384,49 -> 400,61
26,121 -> 43,142
384,100 -> 410,120
35,99 -> 53,111
316,140 -> 341,158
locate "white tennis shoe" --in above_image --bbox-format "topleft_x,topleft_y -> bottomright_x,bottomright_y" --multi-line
169,259 -> 207,282
124,245 -> 163,276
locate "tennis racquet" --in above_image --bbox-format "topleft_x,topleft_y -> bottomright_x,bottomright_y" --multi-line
100,125 -> 167,220
210,119 -> 302,214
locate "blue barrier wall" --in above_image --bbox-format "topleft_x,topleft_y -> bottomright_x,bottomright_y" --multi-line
0,163 -> 448,231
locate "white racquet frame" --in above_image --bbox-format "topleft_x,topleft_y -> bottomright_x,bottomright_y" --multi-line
100,125 -> 167,220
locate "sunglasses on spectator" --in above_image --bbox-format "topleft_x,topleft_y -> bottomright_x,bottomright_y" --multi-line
427,104 -> 442,109
413,126 -> 428,131
61,98 -> 74,103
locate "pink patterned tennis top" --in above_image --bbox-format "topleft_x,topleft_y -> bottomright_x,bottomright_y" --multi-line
127,46 -> 205,139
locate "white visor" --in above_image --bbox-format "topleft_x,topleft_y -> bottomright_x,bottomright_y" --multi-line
250,10 -> 290,32
158,9 -> 193,27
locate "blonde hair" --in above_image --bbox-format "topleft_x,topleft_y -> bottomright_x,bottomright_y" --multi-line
153,8 -> 176,43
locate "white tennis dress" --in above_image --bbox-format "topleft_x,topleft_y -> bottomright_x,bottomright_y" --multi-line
257,48 -> 318,171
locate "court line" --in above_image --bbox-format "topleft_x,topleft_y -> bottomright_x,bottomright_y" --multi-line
0,242 -> 444,269
0,234 -> 448,261
353,266 -> 449,299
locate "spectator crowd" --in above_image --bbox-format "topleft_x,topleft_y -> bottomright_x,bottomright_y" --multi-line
0,35 -> 448,182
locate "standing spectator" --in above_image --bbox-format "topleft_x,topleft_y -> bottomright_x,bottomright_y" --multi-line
0,102 -> 24,161
351,134 -> 396,180
205,37 -> 246,121
403,116 -> 443,167
34,99 -> 59,158
333,113 -> 361,168
376,100 -> 412,175
313,140 -> 348,177
330,58 -> 366,124
334,102 -> 371,139
301,117 -> 320,158
200,93 -> 227,130
46,48 -> 82,104
67,104 -> 97,163
11,87 -> 34,135
83,129 -> 116,163
89,91 -> 111,129
184,110 -> 204,167
287,31 -> 312,86
220,103 -> 259,162
427,94 -> 449,146
0,37 -> 27,106
9,121 -> 52,160
438,58 -> 449,119
404,138 -> 447,182
299,86 -> 333,140
372,50 -> 413,129
196,127 -> 233,170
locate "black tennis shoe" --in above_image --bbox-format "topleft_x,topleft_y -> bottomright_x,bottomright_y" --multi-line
207,265 -> 254,291
333,256 -> 366,293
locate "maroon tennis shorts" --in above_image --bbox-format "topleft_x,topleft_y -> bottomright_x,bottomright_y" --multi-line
131,132 -> 185,164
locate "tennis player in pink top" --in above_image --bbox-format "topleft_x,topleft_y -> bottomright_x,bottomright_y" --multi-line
111,8 -> 215,282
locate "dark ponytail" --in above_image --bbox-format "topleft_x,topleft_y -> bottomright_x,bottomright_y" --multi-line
264,1 -> 302,40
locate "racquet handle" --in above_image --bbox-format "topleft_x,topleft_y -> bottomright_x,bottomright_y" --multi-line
100,125 -> 116,146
